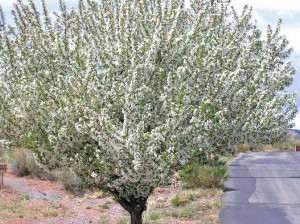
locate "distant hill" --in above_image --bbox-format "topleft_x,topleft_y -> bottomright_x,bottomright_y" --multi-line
289,129 -> 300,137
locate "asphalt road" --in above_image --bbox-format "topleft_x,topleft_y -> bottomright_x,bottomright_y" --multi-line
221,152 -> 300,224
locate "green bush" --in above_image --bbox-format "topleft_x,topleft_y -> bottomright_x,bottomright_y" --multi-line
171,193 -> 195,207
179,162 -> 229,189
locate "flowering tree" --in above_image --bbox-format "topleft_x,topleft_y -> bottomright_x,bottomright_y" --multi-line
0,0 -> 297,223
186,5 -> 297,159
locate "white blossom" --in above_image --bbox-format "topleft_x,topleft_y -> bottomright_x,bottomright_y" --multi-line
0,1 -> 297,223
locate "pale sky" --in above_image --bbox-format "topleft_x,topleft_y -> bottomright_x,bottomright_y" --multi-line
230,0 -> 300,129
1,0 -> 300,129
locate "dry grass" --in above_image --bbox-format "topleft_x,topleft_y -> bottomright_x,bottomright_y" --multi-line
52,169 -> 86,196
141,187 -> 223,224
0,187 -> 69,224
83,190 -> 110,201
115,186 -> 223,224
5,147 -> 55,180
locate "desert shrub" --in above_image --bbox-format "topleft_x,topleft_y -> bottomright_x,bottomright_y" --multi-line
0,147 -> 5,162
236,144 -> 251,153
279,142 -> 298,151
271,142 -> 281,149
9,148 -> 35,176
8,148 -> 55,179
262,141 -> 300,152
179,162 -> 229,189
262,144 -> 278,152
52,169 -> 85,196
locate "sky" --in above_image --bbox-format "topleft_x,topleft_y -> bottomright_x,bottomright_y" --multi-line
0,0 -> 300,129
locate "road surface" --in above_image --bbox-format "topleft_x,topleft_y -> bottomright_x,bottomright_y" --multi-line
221,152 -> 300,224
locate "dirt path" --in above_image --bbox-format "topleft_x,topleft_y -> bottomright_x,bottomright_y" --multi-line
4,173 -> 63,201
2,173 -> 126,224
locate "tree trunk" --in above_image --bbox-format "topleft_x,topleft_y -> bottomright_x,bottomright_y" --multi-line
118,195 -> 148,224
130,210 -> 143,224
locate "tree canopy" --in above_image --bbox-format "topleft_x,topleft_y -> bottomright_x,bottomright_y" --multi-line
0,0 -> 297,223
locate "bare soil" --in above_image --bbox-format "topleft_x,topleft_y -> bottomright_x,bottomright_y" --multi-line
1,172 -> 126,224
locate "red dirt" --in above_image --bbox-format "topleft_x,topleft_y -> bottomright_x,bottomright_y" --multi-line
1,172 -> 220,224
1,172 -> 127,224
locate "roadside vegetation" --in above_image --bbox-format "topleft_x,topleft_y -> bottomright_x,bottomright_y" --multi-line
142,188 -> 223,224
0,146 -> 228,223
236,131 -> 300,153
1,130 -> 299,223
117,163 -> 227,224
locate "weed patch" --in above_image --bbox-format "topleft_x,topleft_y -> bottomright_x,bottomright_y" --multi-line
143,188 -> 223,224
171,193 -> 195,207
179,162 -> 229,189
